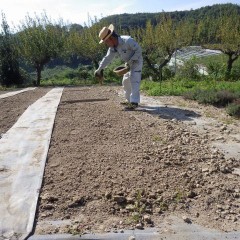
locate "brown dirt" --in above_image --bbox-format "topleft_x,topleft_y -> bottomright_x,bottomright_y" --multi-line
0,86 -> 239,236
32,86 -> 239,235
0,87 -> 51,135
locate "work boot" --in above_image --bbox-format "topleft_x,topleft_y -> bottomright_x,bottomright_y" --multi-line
120,100 -> 129,105
124,102 -> 138,110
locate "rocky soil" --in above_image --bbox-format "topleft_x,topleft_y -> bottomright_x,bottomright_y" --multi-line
0,86 -> 239,237
0,88 -> 51,135
30,86 -> 239,235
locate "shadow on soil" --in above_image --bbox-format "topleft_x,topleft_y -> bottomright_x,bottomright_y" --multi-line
61,98 -> 109,104
138,105 -> 201,121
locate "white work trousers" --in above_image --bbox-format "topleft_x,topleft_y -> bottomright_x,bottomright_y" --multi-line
122,59 -> 143,104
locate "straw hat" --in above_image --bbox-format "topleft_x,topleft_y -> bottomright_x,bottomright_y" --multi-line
113,65 -> 130,76
99,24 -> 114,44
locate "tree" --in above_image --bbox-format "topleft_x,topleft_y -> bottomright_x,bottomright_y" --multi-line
17,13 -> 66,86
0,13 -> 22,86
137,15 -> 193,80
67,17 -> 107,70
199,10 -> 240,79
214,13 -> 240,78
68,23 -> 84,34
100,4 -> 240,32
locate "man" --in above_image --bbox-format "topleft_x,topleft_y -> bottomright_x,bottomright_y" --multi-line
94,24 -> 143,110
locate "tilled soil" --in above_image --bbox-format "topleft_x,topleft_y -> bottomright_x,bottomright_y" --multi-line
34,86 -> 239,235
0,88 -> 51,135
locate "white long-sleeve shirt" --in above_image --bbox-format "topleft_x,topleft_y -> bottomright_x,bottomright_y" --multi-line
98,35 -> 142,70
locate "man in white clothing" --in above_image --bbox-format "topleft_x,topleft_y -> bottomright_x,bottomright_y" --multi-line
94,24 -> 143,110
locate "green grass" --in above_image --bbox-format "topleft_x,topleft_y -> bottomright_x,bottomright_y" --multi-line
40,62 -> 122,86
0,85 -> 23,91
40,66 -> 96,86
140,78 -> 240,118
0,86 -> 7,91
196,54 -> 240,67
41,77 -> 95,86
194,54 -> 240,80
140,78 -> 240,96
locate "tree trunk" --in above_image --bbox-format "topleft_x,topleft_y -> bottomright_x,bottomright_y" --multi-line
93,60 -> 99,69
35,64 -> 43,86
225,53 -> 238,80
226,53 -> 233,79
144,50 -> 173,81
159,56 -> 172,69
158,58 -> 171,81
144,56 -> 160,80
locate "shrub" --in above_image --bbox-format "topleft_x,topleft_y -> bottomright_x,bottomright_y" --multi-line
196,89 -> 219,105
183,89 -> 202,100
230,67 -> 240,80
215,90 -> 236,106
162,67 -> 174,80
184,89 -> 237,106
206,61 -> 226,80
176,58 -> 201,81
226,99 -> 240,118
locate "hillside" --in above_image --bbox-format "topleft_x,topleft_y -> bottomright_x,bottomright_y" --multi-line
99,3 -> 240,29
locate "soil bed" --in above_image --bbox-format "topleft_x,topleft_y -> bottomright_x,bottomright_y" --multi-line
0,87 -> 51,135
35,86 -> 239,235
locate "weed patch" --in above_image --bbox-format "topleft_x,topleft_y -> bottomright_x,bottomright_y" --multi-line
226,99 -> 240,118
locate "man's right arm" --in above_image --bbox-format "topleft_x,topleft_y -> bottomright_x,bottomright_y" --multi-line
97,48 -> 117,71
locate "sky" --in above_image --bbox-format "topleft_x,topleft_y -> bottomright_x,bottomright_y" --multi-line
0,0 -> 240,27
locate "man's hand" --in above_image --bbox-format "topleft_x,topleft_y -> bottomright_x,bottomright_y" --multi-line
124,62 -> 130,69
94,69 -> 100,76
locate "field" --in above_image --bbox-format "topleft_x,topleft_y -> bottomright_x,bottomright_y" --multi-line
0,86 -> 240,239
